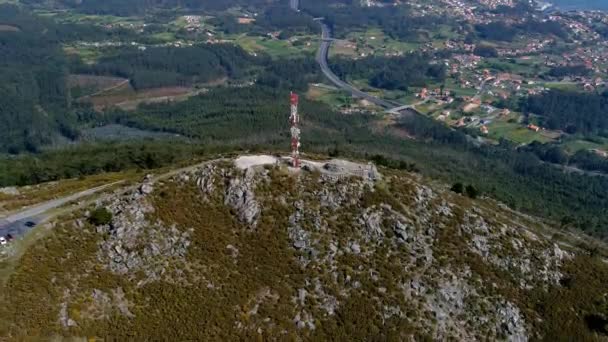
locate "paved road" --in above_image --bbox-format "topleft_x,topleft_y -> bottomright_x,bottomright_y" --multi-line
473,77 -> 493,101
0,159 -> 222,239
388,99 -> 430,114
0,182 -> 122,237
316,21 -> 402,110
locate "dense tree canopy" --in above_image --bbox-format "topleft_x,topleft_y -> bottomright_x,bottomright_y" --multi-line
73,44 -> 257,90
28,0 -> 283,16
301,0 -> 448,40
546,65 -> 591,78
0,5 -> 73,153
330,54 -> 446,91
523,90 -> 608,135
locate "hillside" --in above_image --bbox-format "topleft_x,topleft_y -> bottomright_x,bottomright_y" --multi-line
1,155 -> 607,340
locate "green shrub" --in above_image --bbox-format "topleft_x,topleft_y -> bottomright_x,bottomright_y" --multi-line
451,183 -> 464,194
89,207 -> 113,226
465,185 -> 479,199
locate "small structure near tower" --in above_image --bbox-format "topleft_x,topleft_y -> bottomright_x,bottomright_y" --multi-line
290,92 -> 301,168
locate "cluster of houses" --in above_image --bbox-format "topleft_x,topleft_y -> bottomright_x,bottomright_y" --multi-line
496,39 -> 554,57
477,0 -> 515,9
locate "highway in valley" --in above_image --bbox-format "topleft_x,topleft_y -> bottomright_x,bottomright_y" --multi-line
315,21 -> 402,110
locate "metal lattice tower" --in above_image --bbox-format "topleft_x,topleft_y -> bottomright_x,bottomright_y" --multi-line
290,92 -> 301,168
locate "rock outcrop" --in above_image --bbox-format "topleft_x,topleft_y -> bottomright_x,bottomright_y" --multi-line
6,157 -> 604,341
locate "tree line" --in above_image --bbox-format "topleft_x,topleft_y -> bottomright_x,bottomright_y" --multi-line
523,89 -> 608,135
72,44 -> 257,90
301,0 -> 449,41
521,141 -> 608,174
330,54 -> 446,91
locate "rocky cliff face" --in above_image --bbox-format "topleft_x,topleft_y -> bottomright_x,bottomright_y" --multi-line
1,156 -> 607,341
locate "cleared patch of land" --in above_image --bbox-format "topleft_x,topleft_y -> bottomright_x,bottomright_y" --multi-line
88,86 -> 206,111
0,24 -> 19,32
68,74 -> 127,90
80,124 -> 182,142
69,74 -> 129,98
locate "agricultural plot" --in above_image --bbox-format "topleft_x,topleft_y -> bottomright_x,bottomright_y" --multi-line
233,34 -> 316,58
487,120 -> 556,144
342,28 -> 422,58
85,85 -> 202,111
38,10 -> 145,28
562,137 -> 608,154
63,45 -> 106,64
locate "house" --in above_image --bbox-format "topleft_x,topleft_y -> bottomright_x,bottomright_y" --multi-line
591,149 -> 608,158
418,88 -> 428,99
480,125 -> 489,134
583,83 -> 595,92
527,124 -> 540,132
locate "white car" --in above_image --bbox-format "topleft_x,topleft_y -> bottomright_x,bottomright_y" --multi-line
0,237 -> 6,245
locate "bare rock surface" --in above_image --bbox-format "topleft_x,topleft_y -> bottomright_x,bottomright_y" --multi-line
95,183 -> 192,285
224,168 -> 260,227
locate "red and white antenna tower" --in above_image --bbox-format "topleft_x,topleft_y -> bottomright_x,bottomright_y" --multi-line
290,92 -> 301,168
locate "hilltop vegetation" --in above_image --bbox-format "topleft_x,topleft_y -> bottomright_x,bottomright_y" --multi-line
1,158 -> 606,340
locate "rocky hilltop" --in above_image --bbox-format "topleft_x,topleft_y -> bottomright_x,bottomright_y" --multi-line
1,156 -> 607,340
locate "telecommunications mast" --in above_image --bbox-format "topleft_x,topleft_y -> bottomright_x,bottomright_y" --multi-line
290,92 -> 301,168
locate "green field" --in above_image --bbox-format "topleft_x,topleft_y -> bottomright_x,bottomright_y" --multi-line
63,44 -> 105,64
233,34 -> 317,58
542,81 -> 580,91
34,10 -> 145,27
344,28 -> 422,56
488,120 -> 555,144
562,137 -> 608,153
151,31 -> 177,42
306,85 -> 345,108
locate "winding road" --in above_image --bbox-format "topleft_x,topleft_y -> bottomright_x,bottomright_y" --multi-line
316,21 -> 402,110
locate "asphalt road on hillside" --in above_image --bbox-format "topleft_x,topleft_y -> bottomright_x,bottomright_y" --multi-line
0,159 -> 221,239
316,21 -> 402,110
0,182 -> 121,238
